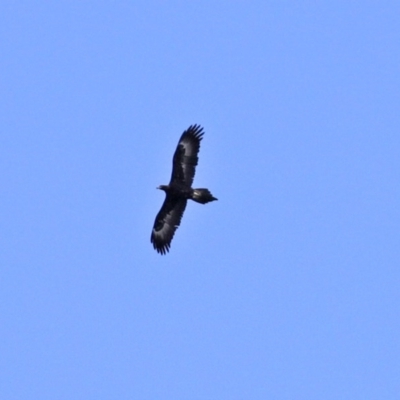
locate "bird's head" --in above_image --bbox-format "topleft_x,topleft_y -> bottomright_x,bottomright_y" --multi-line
157,185 -> 169,192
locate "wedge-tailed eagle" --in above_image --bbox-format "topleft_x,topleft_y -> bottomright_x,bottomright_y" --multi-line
151,124 -> 217,255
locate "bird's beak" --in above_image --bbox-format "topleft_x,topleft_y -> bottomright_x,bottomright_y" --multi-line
156,186 -> 160,190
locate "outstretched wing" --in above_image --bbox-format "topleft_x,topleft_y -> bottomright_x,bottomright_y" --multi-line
151,196 -> 187,255
170,124 -> 204,187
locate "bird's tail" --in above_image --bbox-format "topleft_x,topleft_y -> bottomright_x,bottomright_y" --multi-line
192,188 -> 218,204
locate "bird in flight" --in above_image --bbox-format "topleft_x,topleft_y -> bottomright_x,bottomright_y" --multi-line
151,124 -> 217,255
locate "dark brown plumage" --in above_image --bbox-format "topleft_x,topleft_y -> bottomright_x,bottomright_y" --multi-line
151,125 -> 217,255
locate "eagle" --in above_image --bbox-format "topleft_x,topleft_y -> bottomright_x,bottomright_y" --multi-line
151,124 -> 217,254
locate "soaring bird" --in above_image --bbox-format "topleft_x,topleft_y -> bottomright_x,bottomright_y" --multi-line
151,124 -> 217,254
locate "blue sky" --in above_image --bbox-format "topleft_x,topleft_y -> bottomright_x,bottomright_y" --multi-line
1,2 -> 400,399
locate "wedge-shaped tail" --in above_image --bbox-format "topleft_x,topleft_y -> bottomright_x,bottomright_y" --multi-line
191,188 -> 218,204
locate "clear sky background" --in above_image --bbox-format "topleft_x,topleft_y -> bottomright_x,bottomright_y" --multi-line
1,2 -> 399,399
